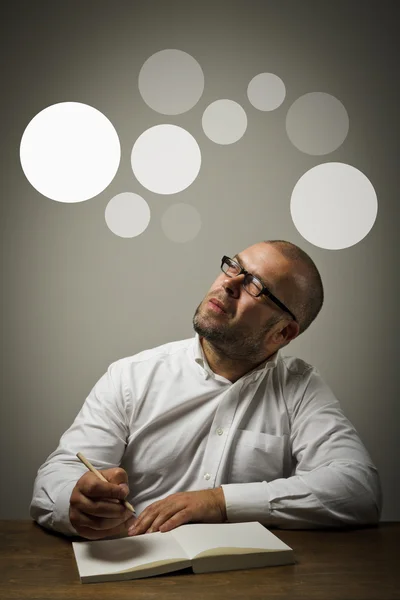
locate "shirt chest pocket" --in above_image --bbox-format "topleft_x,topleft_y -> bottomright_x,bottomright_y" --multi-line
228,429 -> 288,484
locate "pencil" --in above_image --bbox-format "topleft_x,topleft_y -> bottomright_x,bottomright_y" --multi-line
76,452 -> 135,514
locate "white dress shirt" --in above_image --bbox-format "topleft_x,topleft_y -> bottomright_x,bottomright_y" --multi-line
30,334 -> 381,536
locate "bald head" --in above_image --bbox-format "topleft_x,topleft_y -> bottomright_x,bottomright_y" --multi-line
261,240 -> 324,334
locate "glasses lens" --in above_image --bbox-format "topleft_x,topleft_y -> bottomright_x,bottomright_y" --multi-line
243,275 -> 263,297
222,258 -> 241,277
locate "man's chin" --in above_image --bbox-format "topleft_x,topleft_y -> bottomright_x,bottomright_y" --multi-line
193,303 -> 234,342
193,319 -> 227,343
193,318 -> 215,338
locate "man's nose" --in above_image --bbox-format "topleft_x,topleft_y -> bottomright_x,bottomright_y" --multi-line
222,274 -> 244,298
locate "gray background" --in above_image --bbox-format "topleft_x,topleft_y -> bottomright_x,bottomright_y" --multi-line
1,1 -> 398,520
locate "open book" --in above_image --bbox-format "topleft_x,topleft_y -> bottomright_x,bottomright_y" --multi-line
72,522 -> 294,583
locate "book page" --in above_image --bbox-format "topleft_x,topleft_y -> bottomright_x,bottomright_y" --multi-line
170,522 -> 291,560
72,531 -> 189,579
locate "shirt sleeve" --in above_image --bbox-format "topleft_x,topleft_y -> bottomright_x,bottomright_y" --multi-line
29,360 -> 131,536
221,368 -> 382,528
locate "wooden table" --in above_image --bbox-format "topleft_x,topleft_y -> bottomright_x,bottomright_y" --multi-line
0,520 -> 399,600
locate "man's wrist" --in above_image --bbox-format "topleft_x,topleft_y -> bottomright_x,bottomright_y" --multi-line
212,486 -> 227,521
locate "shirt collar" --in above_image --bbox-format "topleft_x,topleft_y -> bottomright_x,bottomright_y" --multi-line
192,332 -> 280,381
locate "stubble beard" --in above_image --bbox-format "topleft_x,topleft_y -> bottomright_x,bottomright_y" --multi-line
192,299 -> 276,362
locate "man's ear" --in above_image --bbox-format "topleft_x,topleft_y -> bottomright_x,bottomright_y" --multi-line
275,320 -> 300,347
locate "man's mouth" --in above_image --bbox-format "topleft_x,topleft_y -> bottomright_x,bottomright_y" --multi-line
208,298 -> 227,314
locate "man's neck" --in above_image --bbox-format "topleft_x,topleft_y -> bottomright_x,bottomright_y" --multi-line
199,337 -> 273,383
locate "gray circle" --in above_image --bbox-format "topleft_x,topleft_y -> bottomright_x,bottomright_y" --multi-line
131,124 -> 201,195
290,162 -> 378,250
286,92 -> 349,155
247,73 -> 286,111
202,99 -> 247,145
105,192 -> 150,238
161,203 -> 201,243
138,49 -> 204,115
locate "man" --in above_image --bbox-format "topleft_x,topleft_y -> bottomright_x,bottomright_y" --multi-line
30,240 -> 381,540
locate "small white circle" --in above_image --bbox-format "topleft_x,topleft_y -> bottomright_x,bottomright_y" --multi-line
290,162 -> 378,250
139,49 -> 204,115
131,125 -> 201,195
20,102 -> 121,202
204,473 -> 211,480
202,99 -> 247,145
286,92 -> 349,155
247,73 -> 286,111
161,203 -> 202,243
216,427 -> 223,436
105,192 -> 150,238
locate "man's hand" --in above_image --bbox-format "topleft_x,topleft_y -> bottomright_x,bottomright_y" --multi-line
127,488 -> 227,536
69,467 -> 136,540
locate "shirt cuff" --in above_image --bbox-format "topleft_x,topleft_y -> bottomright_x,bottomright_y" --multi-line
51,480 -> 80,536
221,482 -> 272,523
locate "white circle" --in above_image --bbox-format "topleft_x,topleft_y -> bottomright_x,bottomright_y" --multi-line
286,92 -> 349,155
139,49 -> 204,115
131,125 -> 201,195
20,102 -> 121,202
105,193 -> 150,238
290,163 -> 378,250
161,203 -> 202,243
202,100 -> 247,145
247,73 -> 286,111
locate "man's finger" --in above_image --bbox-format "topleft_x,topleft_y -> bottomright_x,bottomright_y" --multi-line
146,507 -> 182,533
158,510 -> 190,533
77,497 -> 129,518
76,509 -> 134,531
77,515 -> 137,541
128,508 -> 158,536
128,502 -> 181,536
80,476 -> 128,501
105,467 -> 129,486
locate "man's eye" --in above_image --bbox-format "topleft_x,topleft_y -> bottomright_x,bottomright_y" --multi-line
231,261 -> 242,270
247,280 -> 262,295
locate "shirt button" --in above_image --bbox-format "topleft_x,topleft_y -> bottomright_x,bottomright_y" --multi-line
216,427 -> 223,436
204,473 -> 211,480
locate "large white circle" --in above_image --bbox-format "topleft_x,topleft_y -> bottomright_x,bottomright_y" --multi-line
290,162 -> 378,250
131,124 -> 201,195
247,73 -> 286,111
138,49 -> 204,115
20,102 -> 121,202
286,92 -> 349,155
105,192 -> 150,238
161,203 -> 202,243
202,100 -> 247,144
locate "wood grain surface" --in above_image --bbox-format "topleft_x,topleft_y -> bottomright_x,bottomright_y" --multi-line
0,521 -> 398,600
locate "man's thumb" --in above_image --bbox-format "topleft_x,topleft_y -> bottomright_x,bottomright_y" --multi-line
118,483 -> 129,498
103,467 -> 129,498
106,467 -> 129,485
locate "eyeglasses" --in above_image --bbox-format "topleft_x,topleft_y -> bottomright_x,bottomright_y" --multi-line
221,255 -> 297,322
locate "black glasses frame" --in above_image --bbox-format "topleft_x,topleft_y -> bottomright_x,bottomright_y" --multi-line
221,256 -> 297,322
